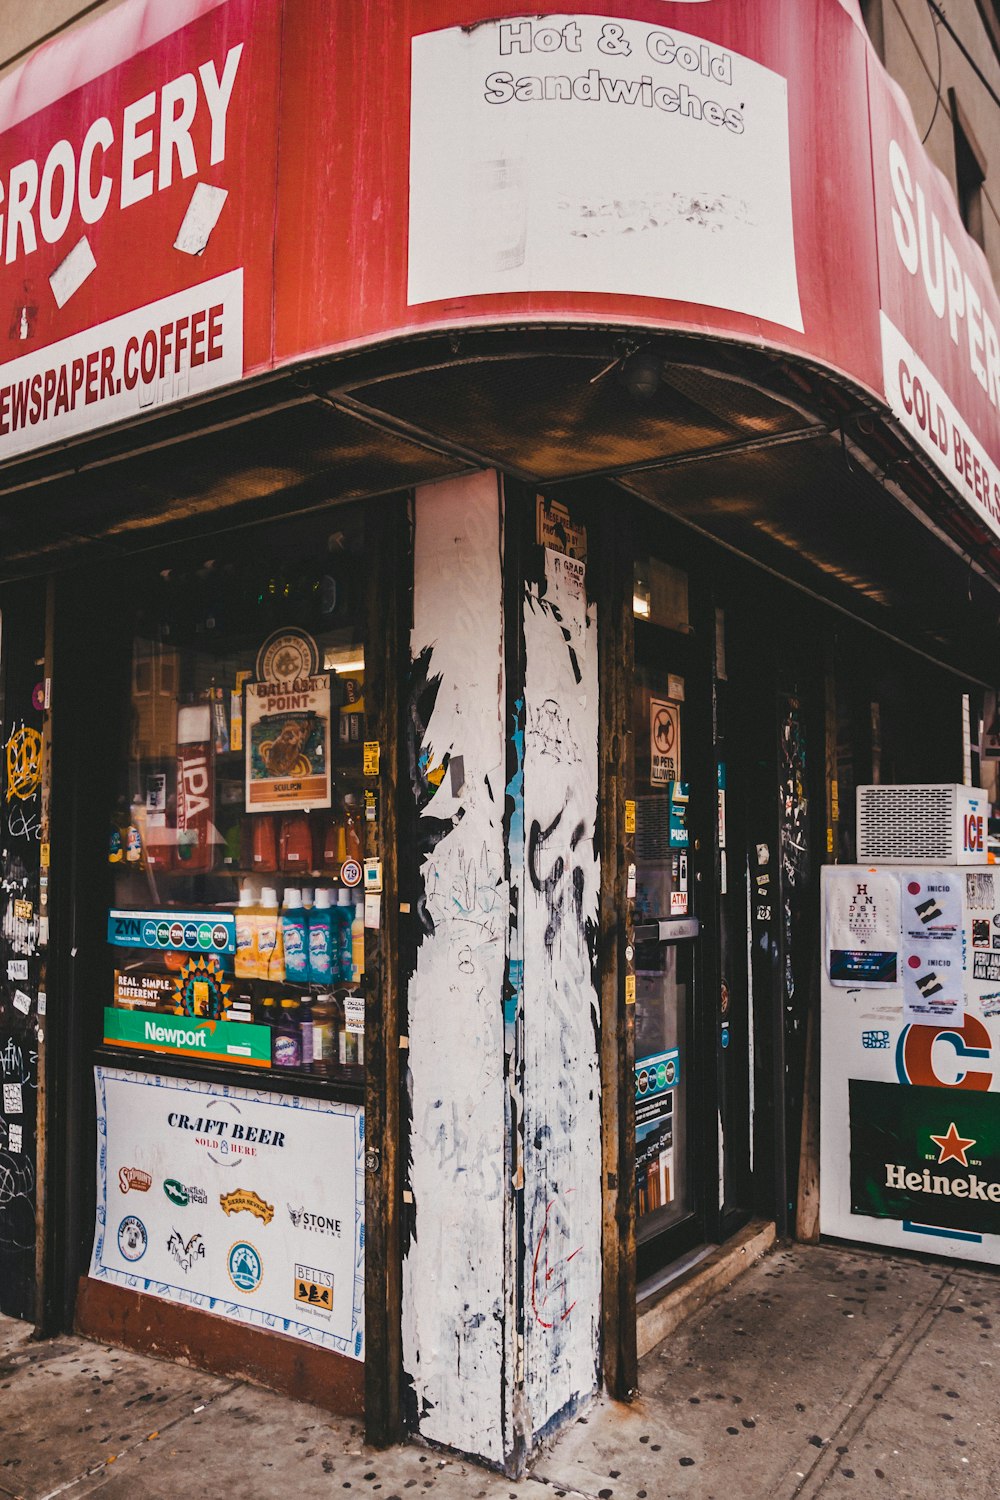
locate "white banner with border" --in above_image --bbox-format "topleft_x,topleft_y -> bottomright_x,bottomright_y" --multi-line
89,1066 -> 364,1360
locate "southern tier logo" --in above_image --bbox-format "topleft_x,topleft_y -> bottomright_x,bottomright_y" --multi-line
850,1080 -> 1000,1237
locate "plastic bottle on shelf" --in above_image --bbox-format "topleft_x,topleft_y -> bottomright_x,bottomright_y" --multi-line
343,793 -> 364,863
258,887 -> 280,980
301,886 -> 315,911
125,796 -> 146,867
308,889 -> 335,987
281,887 -> 309,984
279,812 -> 313,873
252,815 -> 278,872
259,994 -> 278,1056
234,886 -> 259,980
321,808 -> 346,872
299,996 -> 314,1069
273,998 -> 302,1069
108,798 -> 127,864
339,990 -> 365,1069
311,994 -> 339,1076
336,889 -> 355,983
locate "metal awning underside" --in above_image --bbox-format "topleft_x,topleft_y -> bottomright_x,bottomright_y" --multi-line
0,328 -> 996,680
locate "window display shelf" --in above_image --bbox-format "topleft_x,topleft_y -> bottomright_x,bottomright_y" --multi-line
94,1044 -> 365,1103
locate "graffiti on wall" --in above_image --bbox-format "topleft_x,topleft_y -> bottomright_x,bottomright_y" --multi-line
520,554 -> 601,1438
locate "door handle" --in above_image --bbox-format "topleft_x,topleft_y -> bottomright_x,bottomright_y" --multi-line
633,917 -> 700,943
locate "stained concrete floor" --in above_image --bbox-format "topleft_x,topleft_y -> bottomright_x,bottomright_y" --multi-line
1,1242 -> 998,1499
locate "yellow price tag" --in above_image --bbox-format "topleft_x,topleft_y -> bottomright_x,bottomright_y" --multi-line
363,741 -> 380,777
625,974 -> 636,1006
624,799 -> 636,834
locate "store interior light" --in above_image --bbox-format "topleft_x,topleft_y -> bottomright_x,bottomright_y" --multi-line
323,646 -> 365,673
633,594 -> 651,619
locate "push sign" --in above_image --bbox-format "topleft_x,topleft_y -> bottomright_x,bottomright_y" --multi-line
108,909 -> 236,956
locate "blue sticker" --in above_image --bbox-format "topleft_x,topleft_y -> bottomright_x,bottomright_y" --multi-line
228,1241 -> 263,1293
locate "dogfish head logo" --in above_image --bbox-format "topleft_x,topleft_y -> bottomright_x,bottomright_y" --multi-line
896,1014 -> 993,1091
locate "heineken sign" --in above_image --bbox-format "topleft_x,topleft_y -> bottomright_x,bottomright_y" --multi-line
850,1080 -> 1000,1237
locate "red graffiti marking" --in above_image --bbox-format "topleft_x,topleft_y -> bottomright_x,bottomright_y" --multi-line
531,1193 -> 582,1329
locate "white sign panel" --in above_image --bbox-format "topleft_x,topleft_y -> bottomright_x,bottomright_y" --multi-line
0,270 -> 243,461
408,15 -> 802,331
89,1067 -> 364,1360
881,312 -> 1000,543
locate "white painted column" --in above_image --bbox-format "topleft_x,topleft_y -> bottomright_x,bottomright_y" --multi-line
520,554 -> 602,1440
402,471 -> 511,1465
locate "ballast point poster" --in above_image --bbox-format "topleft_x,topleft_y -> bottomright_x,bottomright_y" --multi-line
245,675 -> 332,813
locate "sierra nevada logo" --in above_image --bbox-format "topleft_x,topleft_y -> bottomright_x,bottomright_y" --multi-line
220,1188 -> 274,1225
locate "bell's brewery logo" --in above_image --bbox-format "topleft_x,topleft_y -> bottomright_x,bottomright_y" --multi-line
220,1188 -> 274,1225
850,1079 -> 1000,1238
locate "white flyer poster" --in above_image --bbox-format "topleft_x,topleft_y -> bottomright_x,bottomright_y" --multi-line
408,15 -> 802,331
900,870 -> 964,1022
89,1068 -> 364,1360
825,870 -> 900,987
900,871 -> 962,939
902,944 -> 964,1023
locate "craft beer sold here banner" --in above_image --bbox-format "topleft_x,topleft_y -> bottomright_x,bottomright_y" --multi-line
89,1068 -> 365,1359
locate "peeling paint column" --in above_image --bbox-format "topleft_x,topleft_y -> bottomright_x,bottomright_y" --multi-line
402,472 -> 512,1465
519,535 -> 602,1441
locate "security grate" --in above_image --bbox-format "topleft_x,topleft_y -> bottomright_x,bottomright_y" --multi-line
636,795 -> 672,861
857,784 -> 956,863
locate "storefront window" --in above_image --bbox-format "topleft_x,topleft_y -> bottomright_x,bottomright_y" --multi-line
104,507 -> 371,1081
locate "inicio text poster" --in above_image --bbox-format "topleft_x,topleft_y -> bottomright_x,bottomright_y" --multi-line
89,1068 -> 364,1359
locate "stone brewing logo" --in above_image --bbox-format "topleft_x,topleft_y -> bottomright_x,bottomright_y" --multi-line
287,1203 -> 342,1236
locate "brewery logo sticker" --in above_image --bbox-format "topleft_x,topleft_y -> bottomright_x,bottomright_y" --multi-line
117,1216 -> 147,1262
256,629 -> 320,685
227,1241 -> 263,1293
118,1166 -> 152,1193
294,1264 -> 334,1313
163,1178 -> 208,1207
220,1188 -> 274,1225
287,1203 -> 343,1237
167,1230 -> 206,1273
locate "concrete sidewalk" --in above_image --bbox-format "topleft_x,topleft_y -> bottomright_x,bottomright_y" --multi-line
1,1242 -> 998,1499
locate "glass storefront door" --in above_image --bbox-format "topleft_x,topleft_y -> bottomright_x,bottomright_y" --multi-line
632,553 -> 706,1279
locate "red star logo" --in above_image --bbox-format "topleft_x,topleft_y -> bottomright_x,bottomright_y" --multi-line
929,1122 -> 976,1167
